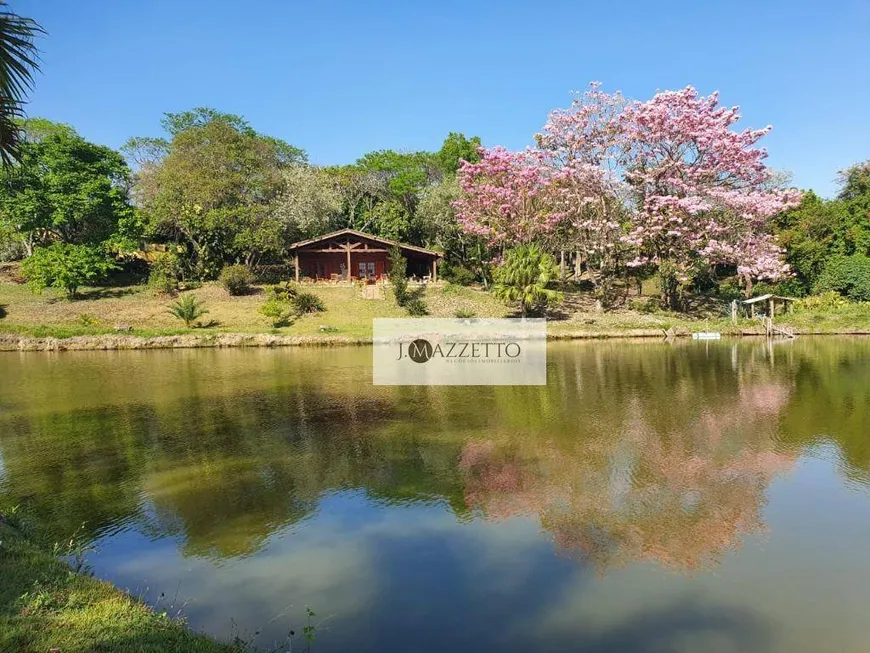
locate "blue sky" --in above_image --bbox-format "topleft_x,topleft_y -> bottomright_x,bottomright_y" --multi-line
15,0 -> 870,197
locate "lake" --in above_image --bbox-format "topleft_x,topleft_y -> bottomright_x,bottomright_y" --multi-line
2,339 -> 870,652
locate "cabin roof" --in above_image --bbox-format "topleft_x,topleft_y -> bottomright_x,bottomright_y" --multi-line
286,228 -> 443,258
742,294 -> 797,304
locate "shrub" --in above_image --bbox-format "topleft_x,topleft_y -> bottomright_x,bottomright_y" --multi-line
166,294 -> 208,328
796,291 -> 849,312
220,264 -> 254,296
259,298 -> 293,328
814,254 -> 870,302
717,278 -> 745,302
148,251 -> 181,295
441,261 -> 476,286
454,307 -> 476,318
388,247 -> 408,304
21,243 -> 118,299
405,296 -> 428,316
627,297 -> 660,314
292,292 -> 325,314
267,281 -> 298,302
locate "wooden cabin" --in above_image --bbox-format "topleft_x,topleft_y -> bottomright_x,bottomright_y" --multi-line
286,229 -> 443,283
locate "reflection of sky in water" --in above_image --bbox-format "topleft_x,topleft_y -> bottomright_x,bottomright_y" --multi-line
88,459 -> 870,653
4,341 -> 870,653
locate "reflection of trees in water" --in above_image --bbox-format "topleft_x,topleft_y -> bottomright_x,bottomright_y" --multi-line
460,348 -> 798,572
1,340 -> 870,564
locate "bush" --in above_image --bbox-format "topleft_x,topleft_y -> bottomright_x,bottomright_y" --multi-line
441,261 -> 476,286
292,292 -> 325,314
266,281 -> 298,302
166,294 -> 208,328
148,251 -> 181,295
454,307 -> 476,318
405,296 -> 428,316
220,264 -> 254,296
259,298 -> 293,328
627,297 -> 660,314
21,243 -> 118,299
796,291 -> 849,312
814,254 -> 870,302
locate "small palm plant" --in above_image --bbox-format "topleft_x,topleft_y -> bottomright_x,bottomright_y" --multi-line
492,244 -> 563,316
167,294 -> 208,328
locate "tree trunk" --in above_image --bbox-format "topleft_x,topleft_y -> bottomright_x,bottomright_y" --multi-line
660,266 -> 681,311
560,250 -> 566,281
574,251 -> 582,279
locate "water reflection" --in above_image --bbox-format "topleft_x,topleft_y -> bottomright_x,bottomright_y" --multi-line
2,340 -> 870,651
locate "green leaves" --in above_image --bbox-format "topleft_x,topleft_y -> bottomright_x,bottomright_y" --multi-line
0,120 -> 137,249
0,2 -> 44,165
21,243 -> 118,299
492,244 -> 563,316
166,294 -> 209,328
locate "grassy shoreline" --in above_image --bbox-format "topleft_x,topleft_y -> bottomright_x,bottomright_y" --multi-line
3,327 -> 870,352
0,519 -> 238,653
3,278 -> 870,349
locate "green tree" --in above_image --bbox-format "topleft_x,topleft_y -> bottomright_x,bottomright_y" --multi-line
370,199 -> 412,242
492,244 -> 563,316
21,243 -> 118,298
436,132 -> 482,174
126,109 -> 306,278
388,246 -> 408,304
356,149 -> 438,214
814,254 -> 870,302
0,120 -> 139,254
269,164 -> 342,242
0,2 -> 43,165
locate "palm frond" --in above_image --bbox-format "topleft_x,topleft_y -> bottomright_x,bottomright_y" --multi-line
0,1 -> 44,164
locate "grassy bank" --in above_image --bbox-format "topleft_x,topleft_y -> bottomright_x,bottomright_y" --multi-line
1,278 -> 870,345
0,518 -> 238,653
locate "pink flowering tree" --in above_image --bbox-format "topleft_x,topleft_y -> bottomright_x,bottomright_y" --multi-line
453,146 -> 564,247
536,83 -> 632,301
619,86 -> 801,307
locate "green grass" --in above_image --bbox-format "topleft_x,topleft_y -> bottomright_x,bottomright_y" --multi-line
2,276 -> 870,342
0,519 -> 240,653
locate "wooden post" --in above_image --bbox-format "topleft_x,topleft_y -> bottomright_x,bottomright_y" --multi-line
431,259 -> 437,282
769,298 -> 775,318
346,245 -> 351,281
751,303 -> 755,318
294,253 -> 299,283
731,300 -> 738,325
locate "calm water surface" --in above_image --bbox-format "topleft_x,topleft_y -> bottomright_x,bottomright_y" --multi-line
2,340 -> 870,652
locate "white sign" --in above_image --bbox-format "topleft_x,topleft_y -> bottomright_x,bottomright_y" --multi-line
373,318 -> 547,386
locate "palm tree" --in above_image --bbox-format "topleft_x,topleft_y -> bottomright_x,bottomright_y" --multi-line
492,244 -> 564,316
0,1 -> 44,166
167,294 -> 209,328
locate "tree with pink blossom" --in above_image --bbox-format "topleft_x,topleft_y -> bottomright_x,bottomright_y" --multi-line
453,146 -> 564,247
536,83 -> 631,302
619,86 -> 801,307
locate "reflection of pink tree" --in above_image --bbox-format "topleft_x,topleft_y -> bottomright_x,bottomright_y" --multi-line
460,379 -> 796,572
